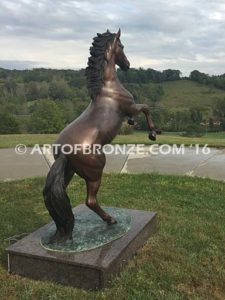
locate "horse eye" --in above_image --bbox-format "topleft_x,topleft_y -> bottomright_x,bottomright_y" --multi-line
119,43 -> 124,49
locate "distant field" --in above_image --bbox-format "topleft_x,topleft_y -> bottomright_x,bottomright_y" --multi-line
159,79 -> 225,115
0,131 -> 225,148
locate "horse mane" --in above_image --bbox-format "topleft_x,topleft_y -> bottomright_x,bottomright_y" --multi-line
85,30 -> 116,100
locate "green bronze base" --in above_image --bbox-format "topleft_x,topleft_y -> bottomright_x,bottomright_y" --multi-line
41,207 -> 132,252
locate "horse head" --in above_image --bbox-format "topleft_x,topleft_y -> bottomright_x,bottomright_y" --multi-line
86,29 -> 130,100
106,29 -> 130,71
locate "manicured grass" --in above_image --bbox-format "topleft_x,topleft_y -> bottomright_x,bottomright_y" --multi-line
0,131 -> 224,149
0,174 -> 224,299
0,133 -> 57,149
114,131 -> 225,147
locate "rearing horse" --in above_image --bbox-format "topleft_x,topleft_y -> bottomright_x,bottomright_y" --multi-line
43,29 -> 156,242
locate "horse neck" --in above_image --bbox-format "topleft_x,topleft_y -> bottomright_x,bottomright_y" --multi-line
102,55 -> 118,82
96,56 -> 127,102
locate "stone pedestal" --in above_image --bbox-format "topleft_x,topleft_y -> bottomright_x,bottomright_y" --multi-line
7,205 -> 157,290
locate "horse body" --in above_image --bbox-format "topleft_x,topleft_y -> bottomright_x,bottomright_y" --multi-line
43,29 -> 157,242
55,103 -> 121,181
57,94 -> 124,147
55,62 -> 135,180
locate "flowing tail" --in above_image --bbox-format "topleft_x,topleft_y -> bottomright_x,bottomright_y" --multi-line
43,152 -> 74,240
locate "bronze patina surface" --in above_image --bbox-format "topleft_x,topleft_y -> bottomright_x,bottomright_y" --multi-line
43,29 -> 156,242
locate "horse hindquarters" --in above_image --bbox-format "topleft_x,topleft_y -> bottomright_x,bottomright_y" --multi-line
68,151 -> 106,182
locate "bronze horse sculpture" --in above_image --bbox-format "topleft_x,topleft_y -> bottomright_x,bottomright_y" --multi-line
43,29 -> 156,242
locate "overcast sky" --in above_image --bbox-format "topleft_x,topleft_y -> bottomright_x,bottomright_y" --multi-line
0,0 -> 225,75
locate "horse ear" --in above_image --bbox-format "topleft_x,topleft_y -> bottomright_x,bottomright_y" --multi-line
112,28 -> 121,49
108,28 -> 121,59
116,28 -> 121,39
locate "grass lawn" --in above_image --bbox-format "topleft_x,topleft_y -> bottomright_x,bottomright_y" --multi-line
0,133 -> 58,149
0,174 -> 224,299
114,131 -> 225,147
0,131 -> 225,149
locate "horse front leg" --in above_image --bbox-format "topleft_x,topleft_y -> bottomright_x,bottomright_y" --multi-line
129,103 -> 157,141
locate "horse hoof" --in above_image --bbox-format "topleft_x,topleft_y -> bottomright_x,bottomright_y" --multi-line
149,131 -> 156,141
107,217 -> 117,225
127,118 -> 135,125
49,230 -> 73,244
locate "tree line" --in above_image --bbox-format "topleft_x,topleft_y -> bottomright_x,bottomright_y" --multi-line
190,70 -> 225,90
0,67 -> 224,134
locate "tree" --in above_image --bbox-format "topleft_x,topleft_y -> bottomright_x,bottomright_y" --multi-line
189,70 -> 225,90
162,69 -> 181,81
189,70 -> 209,84
189,107 -> 203,124
168,110 -> 191,131
26,81 -> 39,101
0,111 -> 19,134
39,81 -> 49,98
49,78 -> 71,100
4,77 -> 17,96
28,99 -> 65,133
213,98 -> 225,130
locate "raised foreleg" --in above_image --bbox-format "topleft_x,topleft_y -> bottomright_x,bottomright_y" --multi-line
128,103 -> 156,141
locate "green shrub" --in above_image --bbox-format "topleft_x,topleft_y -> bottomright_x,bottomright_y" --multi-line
28,99 -> 65,133
180,124 -> 205,137
0,112 -> 19,134
119,121 -> 134,135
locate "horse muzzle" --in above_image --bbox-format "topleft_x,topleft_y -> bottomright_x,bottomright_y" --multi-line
119,57 -> 130,71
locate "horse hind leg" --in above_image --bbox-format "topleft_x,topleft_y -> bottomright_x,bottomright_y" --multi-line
85,178 -> 117,225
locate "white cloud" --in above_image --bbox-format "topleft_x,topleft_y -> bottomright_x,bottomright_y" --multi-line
0,0 -> 224,75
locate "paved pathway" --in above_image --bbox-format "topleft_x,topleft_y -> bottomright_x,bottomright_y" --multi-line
0,146 -> 225,182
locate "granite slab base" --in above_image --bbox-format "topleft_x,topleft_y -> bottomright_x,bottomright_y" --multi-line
7,204 -> 157,290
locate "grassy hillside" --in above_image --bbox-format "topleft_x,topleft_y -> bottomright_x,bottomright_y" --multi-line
1,70 -> 225,134
159,80 -> 225,115
24,80 -> 225,115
